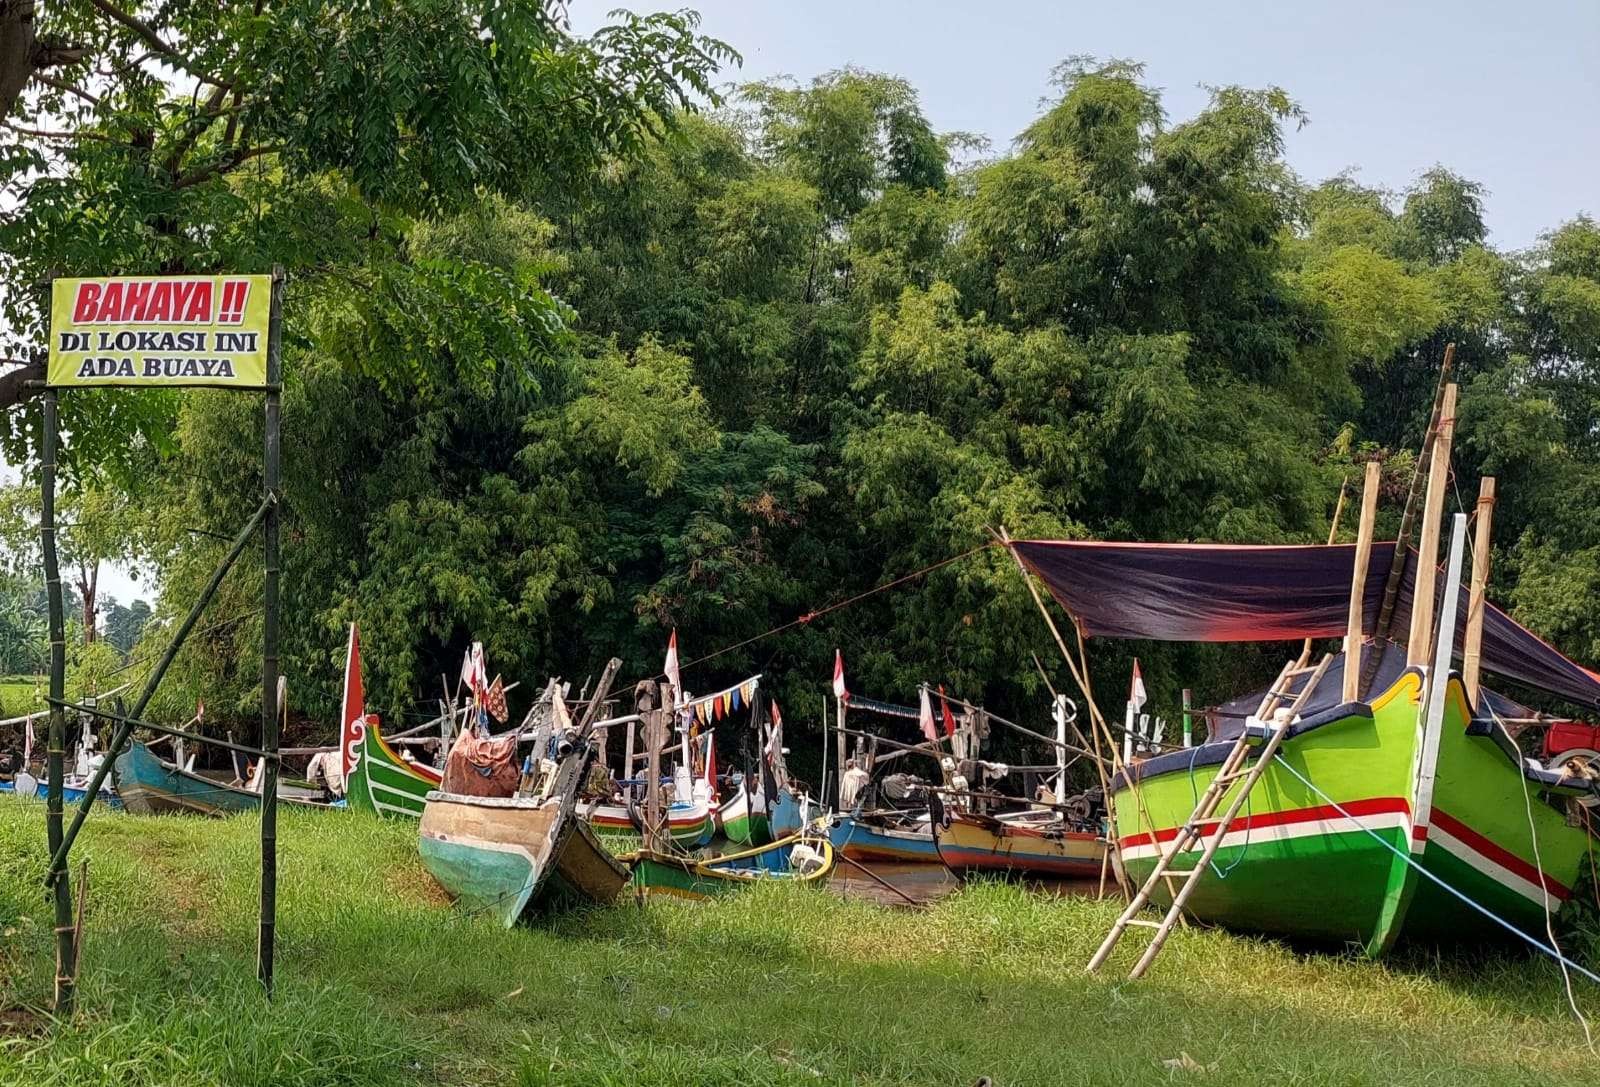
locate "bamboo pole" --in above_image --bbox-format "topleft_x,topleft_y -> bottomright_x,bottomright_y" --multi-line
1343,461 -> 1382,701
1298,475 -> 1349,666
1462,477 -> 1496,704
1363,344 -> 1454,691
1406,382 -> 1458,667
40,386 -> 76,1014
258,265 -> 285,996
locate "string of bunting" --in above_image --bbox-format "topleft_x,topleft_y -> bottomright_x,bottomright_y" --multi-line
681,674 -> 761,725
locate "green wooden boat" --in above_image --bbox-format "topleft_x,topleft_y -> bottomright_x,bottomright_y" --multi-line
344,714 -> 441,819
716,777 -> 770,845
626,830 -> 834,901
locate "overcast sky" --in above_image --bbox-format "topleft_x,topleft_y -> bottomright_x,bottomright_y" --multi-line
573,0 -> 1598,250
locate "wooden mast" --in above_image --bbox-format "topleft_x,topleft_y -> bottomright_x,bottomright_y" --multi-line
1406,382 -> 1458,667
1343,460 -> 1382,702
1462,476 -> 1497,704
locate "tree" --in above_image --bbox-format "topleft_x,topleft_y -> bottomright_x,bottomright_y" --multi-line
0,481 -> 138,644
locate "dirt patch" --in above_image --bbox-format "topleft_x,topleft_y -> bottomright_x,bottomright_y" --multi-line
386,866 -> 453,909
0,1005 -> 49,1038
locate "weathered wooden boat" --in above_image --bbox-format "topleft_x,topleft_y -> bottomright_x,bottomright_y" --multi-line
1013,509 -> 1600,952
930,805 -> 1105,880
715,776 -> 770,845
112,739 -> 325,816
418,790 -> 630,925
588,793 -> 715,846
770,783 -> 939,862
626,830 -> 834,900
418,659 -> 630,925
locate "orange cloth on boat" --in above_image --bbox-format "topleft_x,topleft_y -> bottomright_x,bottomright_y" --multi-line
441,730 -> 519,797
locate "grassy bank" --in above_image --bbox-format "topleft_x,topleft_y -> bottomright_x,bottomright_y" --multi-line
0,799 -> 1596,1086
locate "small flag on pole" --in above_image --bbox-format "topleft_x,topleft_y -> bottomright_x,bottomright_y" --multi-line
832,649 -> 848,700
919,686 -> 938,744
664,629 -> 681,703
484,675 -> 509,723
938,685 -> 957,738
1128,658 -> 1147,715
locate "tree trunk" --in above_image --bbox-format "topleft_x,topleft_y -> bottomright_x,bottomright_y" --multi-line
0,1 -> 89,122
75,563 -> 96,644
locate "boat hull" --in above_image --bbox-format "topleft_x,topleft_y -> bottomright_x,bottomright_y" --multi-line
344,719 -> 442,819
112,741 -> 321,816
717,782 -> 771,845
628,832 -> 834,901
418,791 -> 628,926
933,811 -> 1104,880
1111,670 -> 1592,952
769,785 -> 939,862
588,798 -> 715,847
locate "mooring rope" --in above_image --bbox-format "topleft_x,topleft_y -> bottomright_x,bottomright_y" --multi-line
1269,755 -> 1600,987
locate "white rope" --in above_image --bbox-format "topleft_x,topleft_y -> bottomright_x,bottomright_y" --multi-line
1269,755 -> 1600,987
1489,703 -> 1596,1050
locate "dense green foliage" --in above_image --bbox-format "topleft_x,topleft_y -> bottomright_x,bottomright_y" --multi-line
4,12 -> 1598,759
1,801 -> 1597,1086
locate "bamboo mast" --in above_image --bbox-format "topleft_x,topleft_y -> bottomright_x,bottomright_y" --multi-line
1361,344 -> 1455,690
1462,477 -> 1497,704
1406,382 -> 1458,667
1343,461 -> 1382,702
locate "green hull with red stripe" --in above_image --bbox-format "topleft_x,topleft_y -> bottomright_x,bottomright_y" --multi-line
1113,668 -> 1592,953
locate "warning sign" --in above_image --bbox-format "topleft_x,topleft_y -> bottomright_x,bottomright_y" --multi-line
48,275 -> 272,388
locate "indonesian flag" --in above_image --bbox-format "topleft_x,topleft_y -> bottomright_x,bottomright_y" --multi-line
664,629 -> 681,703
460,642 -> 487,701
832,649 -> 848,700
341,623 -> 367,781
1128,658 -> 1147,715
938,685 -> 957,737
919,685 -> 938,744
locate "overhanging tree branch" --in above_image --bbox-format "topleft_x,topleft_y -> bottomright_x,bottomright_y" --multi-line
84,0 -> 229,87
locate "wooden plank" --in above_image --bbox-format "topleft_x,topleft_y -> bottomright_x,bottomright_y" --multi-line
1344,460 -> 1382,701
1462,476 -> 1497,703
1407,382 -> 1458,666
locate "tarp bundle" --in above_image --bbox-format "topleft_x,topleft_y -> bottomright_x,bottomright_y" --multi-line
1012,539 -> 1600,711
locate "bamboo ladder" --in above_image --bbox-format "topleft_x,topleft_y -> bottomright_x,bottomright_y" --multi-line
1087,652 -> 1334,980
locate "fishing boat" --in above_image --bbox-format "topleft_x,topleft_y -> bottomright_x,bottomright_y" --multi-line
588,756 -> 717,847
930,805 -> 1105,880
339,623 -> 446,819
626,829 -> 834,900
1011,472 -> 1600,952
0,772 -> 123,810
715,774 -> 770,845
112,739 -> 325,816
418,661 -> 631,925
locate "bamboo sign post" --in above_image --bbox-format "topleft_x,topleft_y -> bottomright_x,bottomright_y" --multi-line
34,269 -> 287,1011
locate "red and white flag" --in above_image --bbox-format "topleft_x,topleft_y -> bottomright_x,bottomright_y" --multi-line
939,685 -> 957,738
341,623 -> 367,781
1128,658 -> 1147,715
664,629 -> 681,703
919,686 -> 938,744
832,649 -> 848,700
459,642 -> 486,701
23,714 -> 34,766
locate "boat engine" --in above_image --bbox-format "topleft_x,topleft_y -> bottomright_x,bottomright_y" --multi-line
880,773 -> 928,804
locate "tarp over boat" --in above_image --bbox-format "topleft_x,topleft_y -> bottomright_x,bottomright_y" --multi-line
1012,539 -> 1600,710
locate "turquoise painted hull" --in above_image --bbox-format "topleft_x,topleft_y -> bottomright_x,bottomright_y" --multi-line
417,832 -> 538,928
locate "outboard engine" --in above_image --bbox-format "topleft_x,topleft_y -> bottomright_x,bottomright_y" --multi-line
880,773 -> 928,805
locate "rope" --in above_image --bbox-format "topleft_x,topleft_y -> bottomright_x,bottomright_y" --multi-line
677,544 -> 994,673
1183,744 -> 1250,880
1487,703 -> 1596,1049
1269,755 -> 1600,987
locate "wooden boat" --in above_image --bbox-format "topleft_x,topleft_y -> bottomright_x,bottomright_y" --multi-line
418,659 -> 630,924
715,776 -> 770,845
418,790 -> 629,925
340,622 -> 444,819
0,773 -> 123,810
344,712 -> 442,819
626,830 -> 834,901
770,783 -> 939,862
588,793 -> 715,846
112,739 -> 325,816
930,806 -> 1104,880
1012,513 -> 1600,953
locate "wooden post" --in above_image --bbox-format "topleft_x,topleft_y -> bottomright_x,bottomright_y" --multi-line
643,682 -> 666,852
1407,383 -> 1458,666
258,265 -> 284,996
1343,460 -> 1382,701
40,386 -> 76,1014
1180,689 -> 1192,749
623,718 -> 636,801
834,695 -> 846,807
1462,477 -> 1496,704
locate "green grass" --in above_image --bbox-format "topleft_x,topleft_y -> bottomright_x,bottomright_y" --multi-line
1,798 -> 1597,1086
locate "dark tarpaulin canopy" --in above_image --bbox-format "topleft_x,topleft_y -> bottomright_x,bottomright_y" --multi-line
1012,539 -> 1600,711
